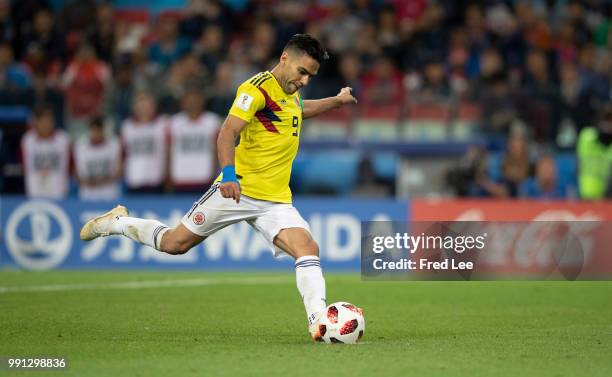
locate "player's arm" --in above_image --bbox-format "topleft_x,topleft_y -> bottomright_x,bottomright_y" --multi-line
218,83 -> 265,203
302,87 -> 357,120
217,115 -> 248,203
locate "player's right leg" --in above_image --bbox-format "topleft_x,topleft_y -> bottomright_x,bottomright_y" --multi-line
79,205 -> 206,254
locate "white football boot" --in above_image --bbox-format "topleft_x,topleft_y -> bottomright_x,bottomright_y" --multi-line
308,311 -> 325,342
79,205 -> 128,241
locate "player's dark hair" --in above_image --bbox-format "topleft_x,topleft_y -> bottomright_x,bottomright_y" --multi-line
89,116 -> 105,129
284,34 -> 329,64
32,105 -> 53,119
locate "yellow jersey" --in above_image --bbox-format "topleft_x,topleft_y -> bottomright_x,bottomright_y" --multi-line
223,71 -> 304,203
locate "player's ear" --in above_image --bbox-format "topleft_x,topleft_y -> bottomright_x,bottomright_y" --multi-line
280,51 -> 289,64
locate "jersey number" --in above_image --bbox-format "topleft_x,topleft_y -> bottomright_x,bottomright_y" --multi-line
292,116 -> 299,137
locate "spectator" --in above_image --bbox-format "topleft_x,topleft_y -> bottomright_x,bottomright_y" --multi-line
74,116 -> 122,201
321,0 -> 362,53
464,3 -> 490,79
447,28 -> 470,97
577,104 -> 612,200
0,43 -> 31,92
338,52 -> 363,99
59,0 -> 97,35
180,0 -> 230,40
30,72 -> 64,128
20,106 -> 70,199
446,145 -> 506,198
22,42 -> 62,86
577,43 -> 609,101
61,43 -> 110,139
157,54 -> 207,114
475,53 -> 519,136
88,2 -> 115,63
411,2 -> 447,66
19,8 -> 64,62
376,4 -> 400,55
207,61 -> 235,116
350,156 -> 392,198
565,0 -> 592,46
0,0 -> 15,45
520,49 -> 560,142
103,57 -> 137,129
222,38 -> 256,88
557,62 -> 595,147
500,128 -> 534,197
360,55 -> 404,107
415,58 -> 450,104
149,15 -> 191,71
471,47 -> 519,137
520,154 -> 572,199
354,22 -> 381,68
131,45 -> 163,95
194,24 -> 225,75
248,22 -> 277,69
168,88 -> 221,192
121,91 -> 168,194
556,20 -> 579,64
353,0 -> 377,23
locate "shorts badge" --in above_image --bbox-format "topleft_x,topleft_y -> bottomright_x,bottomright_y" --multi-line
193,212 -> 205,225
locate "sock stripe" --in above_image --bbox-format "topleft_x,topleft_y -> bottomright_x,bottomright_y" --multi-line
295,262 -> 321,269
295,260 -> 320,266
152,225 -> 168,249
295,259 -> 320,266
295,256 -> 320,263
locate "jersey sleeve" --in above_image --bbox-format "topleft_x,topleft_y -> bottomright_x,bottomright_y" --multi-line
228,82 -> 265,123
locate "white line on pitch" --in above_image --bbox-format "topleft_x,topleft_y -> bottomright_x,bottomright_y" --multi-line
0,276 -> 292,294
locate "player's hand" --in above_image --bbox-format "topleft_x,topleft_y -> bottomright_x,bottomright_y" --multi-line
220,181 -> 241,203
336,87 -> 358,105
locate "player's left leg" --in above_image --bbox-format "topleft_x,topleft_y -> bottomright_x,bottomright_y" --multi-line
249,203 -> 327,341
273,227 -> 327,341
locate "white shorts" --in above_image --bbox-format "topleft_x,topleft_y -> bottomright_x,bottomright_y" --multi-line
181,183 -> 311,257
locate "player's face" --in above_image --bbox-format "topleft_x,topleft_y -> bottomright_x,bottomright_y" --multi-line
282,51 -> 319,94
35,113 -> 54,137
133,94 -> 155,121
90,126 -> 105,143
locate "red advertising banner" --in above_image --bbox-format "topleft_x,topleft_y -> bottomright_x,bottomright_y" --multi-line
412,200 -> 612,221
405,200 -> 612,279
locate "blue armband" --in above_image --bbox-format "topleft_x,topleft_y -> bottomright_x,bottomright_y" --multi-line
221,165 -> 238,183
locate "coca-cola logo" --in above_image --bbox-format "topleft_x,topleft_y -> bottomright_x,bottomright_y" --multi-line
453,209 -> 603,279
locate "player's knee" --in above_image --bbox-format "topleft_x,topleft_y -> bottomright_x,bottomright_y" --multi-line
160,234 -> 192,255
175,242 -> 193,255
303,239 -> 319,257
164,242 -> 191,255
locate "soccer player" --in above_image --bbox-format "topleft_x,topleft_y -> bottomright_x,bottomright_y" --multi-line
168,88 -> 221,191
74,117 -> 122,201
80,34 -> 358,341
121,91 -> 167,193
21,106 -> 70,199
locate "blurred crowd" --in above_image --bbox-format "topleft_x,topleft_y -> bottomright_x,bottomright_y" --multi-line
0,0 -> 611,200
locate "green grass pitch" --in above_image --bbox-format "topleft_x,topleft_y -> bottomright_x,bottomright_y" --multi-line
1,271 -> 611,377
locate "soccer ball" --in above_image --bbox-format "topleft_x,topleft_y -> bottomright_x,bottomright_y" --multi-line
319,302 -> 365,344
